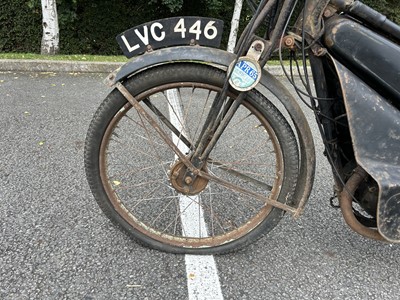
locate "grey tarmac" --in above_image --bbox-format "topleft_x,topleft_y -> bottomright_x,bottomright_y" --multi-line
0,70 -> 399,299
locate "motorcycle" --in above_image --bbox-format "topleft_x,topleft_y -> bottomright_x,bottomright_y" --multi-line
84,0 -> 400,254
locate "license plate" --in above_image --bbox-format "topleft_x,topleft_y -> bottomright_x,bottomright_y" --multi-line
116,17 -> 224,58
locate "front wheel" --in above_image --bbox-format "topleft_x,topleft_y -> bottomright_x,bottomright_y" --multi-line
84,63 -> 299,254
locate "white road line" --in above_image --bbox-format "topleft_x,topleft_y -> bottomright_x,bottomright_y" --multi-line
184,255 -> 224,300
167,89 -> 224,300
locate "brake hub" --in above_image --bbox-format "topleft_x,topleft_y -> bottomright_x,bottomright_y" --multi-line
169,161 -> 209,195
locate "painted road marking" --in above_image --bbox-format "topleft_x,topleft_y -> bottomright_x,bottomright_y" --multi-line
167,89 -> 224,300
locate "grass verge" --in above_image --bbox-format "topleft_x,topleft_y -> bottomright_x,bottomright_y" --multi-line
0,53 -> 128,62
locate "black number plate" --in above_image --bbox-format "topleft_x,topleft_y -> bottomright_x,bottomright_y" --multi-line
116,17 -> 224,58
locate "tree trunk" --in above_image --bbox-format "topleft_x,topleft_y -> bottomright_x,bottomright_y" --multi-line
227,0 -> 244,53
41,0 -> 59,55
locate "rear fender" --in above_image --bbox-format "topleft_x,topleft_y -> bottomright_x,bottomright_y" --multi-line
106,46 -> 316,217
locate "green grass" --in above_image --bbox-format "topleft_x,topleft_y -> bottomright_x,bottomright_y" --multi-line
0,53 -> 128,62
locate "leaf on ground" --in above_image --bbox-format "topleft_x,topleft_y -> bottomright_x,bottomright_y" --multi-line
113,180 -> 121,186
38,141 -> 45,146
126,284 -> 142,288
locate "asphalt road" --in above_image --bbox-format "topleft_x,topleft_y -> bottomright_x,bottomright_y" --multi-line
1,70 -> 399,299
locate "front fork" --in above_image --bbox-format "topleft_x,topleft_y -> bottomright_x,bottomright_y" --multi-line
190,39 -> 266,171
190,0 -> 316,168
191,91 -> 245,166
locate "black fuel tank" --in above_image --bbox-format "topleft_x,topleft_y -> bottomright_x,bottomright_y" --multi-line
324,16 -> 400,102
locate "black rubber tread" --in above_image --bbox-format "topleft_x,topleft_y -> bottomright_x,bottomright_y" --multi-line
84,63 -> 299,255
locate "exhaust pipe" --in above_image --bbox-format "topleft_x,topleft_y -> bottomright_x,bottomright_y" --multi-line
339,166 -> 386,241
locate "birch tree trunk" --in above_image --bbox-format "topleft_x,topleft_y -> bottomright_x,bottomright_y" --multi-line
41,0 -> 59,55
227,0 -> 244,53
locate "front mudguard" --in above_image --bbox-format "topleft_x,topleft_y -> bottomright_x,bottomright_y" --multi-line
106,46 -> 316,217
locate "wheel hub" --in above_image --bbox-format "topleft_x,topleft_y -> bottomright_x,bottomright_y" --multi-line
169,161 -> 209,195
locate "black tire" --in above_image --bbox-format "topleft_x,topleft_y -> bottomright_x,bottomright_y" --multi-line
84,63 -> 299,254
